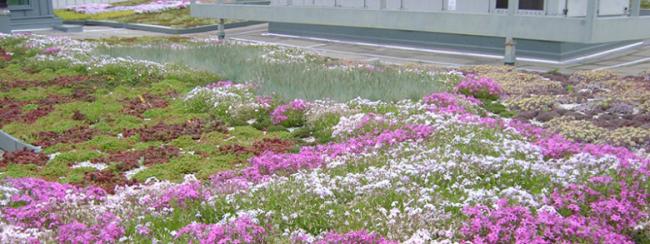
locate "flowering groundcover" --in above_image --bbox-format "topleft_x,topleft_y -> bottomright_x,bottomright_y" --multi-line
0,35 -> 648,243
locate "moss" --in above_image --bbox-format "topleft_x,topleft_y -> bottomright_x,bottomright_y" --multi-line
1,164 -> 40,179
131,141 -> 164,151
40,159 -> 72,180
225,126 -> 270,146
481,100 -> 516,118
132,154 -> 239,182
149,79 -> 192,95
2,115 -> 82,142
56,99 -> 123,123
1,86 -> 71,101
198,131 -> 229,146
61,167 -> 97,184
94,114 -> 142,134
55,8 -> 227,29
230,126 -> 263,138
79,135 -> 132,152
21,104 -> 39,111
54,9 -> 136,21
145,100 -> 209,124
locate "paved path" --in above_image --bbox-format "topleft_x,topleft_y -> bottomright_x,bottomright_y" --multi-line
29,24 -> 650,75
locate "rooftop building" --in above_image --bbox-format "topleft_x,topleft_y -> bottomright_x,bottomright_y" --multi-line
0,0 -> 61,32
191,0 -> 650,64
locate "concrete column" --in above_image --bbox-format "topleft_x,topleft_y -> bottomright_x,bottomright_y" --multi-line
504,37 -> 516,65
507,0 -> 518,14
630,0 -> 641,17
583,0 -> 599,42
380,0 -> 386,9
504,0 -> 517,65
0,9 -> 9,34
586,0 -> 599,21
543,0 -> 549,15
217,18 -> 225,40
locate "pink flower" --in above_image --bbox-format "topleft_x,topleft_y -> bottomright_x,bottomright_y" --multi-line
423,92 -> 469,114
454,75 -> 503,99
255,96 -> 273,108
271,99 -> 309,124
57,212 -> 124,243
42,47 -> 61,55
211,124 -> 435,188
176,216 -> 266,243
154,181 -> 208,209
313,230 -> 397,244
205,80 -> 235,89
1,178 -> 106,229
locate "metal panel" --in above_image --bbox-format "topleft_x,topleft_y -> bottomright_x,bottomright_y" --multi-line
402,0 -> 442,12
599,0 -> 628,16
452,0 -> 489,13
567,0 -> 628,17
592,16 -> 650,43
192,4 -> 589,42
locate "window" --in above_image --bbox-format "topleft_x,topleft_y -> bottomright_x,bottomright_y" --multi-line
496,0 -> 544,10
8,0 -> 29,6
496,0 -> 508,8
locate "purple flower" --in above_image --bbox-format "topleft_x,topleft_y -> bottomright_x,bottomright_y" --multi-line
176,216 -> 266,243
314,230 -> 397,244
271,99 -> 309,124
67,0 -> 190,14
1,178 -> 106,228
42,47 -> 61,55
454,75 -> 503,99
57,212 -> 124,243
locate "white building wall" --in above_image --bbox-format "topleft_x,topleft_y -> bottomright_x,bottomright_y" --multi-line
269,0 -> 629,16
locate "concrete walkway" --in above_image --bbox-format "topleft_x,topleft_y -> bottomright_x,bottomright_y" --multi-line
29,24 -> 650,75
